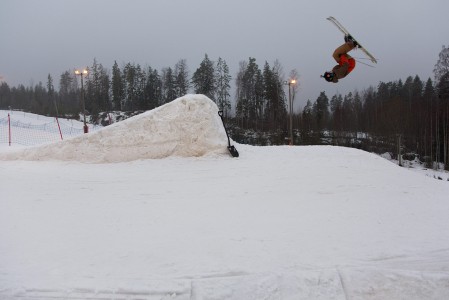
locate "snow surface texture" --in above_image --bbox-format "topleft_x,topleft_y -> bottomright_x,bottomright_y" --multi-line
1,95 -> 449,299
0,94 -> 229,163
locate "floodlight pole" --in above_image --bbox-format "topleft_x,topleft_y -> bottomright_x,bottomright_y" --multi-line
285,79 -> 296,145
75,69 -> 89,133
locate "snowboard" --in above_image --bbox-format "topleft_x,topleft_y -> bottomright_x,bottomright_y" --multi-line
327,16 -> 377,64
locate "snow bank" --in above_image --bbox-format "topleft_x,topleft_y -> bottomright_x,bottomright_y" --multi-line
0,95 -> 229,163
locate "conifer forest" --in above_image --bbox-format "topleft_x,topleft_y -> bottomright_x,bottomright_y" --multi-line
1,47 -> 448,170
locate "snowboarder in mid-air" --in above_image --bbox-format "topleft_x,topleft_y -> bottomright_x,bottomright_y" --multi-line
323,17 -> 377,83
322,35 -> 359,83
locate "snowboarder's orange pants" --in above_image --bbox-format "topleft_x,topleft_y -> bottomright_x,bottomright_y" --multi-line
333,43 -> 356,73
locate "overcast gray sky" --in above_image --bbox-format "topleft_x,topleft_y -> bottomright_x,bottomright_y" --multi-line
1,0 -> 448,110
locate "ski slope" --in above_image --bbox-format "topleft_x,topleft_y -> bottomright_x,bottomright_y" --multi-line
0,110 -> 101,147
1,95 -> 449,299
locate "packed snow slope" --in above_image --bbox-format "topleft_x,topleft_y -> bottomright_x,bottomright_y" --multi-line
1,96 -> 449,299
0,94 -> 229,163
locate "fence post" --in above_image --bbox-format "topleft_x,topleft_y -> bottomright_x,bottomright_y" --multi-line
55,117 -> 63,140
8,113 -> 11,146
397,134 -> 402,167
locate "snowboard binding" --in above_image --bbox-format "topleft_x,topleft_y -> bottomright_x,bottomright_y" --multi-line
344,34 -> 360,48
327,16 -> 377,64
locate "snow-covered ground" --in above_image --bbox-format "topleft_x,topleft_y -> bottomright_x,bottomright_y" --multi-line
1,95 -> 449,299
380,152 -> 449,182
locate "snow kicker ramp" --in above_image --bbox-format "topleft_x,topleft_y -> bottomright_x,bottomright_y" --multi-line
0,94 -> 229,163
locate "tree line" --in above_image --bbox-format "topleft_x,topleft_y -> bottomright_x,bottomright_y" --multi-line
0,54 -> 233,118
0,46 -> 448,169
0,53 -> 293,129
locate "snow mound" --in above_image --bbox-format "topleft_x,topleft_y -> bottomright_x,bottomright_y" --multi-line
1,95 -> 229,163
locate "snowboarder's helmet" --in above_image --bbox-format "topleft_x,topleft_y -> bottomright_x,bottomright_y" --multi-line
322,72 -> 337,83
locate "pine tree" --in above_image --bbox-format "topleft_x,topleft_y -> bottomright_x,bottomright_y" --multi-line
361,86 -> 376,133
32,82 -> 48,115
244,57 -> 260,122
135,65 -> 146,110
192,54 -> 215,100
122,63 -> 134,111
408,76 -> 424,151
353,91 -> 363,133
437,72 -> 449,170
254,67 -> 264,129
174,59 -> 190,98
47,74 -> 57,116
434,45 -> 449,83
58,70 -> 78,114
434,46 -> 449,169
122,63 -> 145,111
236,58 -> 264,129
0,82 -> 12,109
144,67 -> 162,109
235,60 -> 248,127
330,94 -> 343,132
422,78 -> 436,165
47,74 -> 54,97
85,59 -> 111,118
161,67 -> 176,104
263,60 -> 287,131
85,59 -> 99,114
301,100 -> 315,144
314,92 -> 330,131
263,61 -> 276,129
111,61 -> 124,110
98,63 -> 111,112
215,57 -> 231,116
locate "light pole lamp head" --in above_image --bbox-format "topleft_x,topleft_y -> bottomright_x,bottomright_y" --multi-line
290,79 -> 296,85
75,69 -> 88,76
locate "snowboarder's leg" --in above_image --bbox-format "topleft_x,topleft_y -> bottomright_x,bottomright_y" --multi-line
332,42 -> 356,63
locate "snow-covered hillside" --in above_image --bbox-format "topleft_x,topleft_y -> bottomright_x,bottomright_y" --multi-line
0,110 -> 102,147
1,95 -> 449,299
